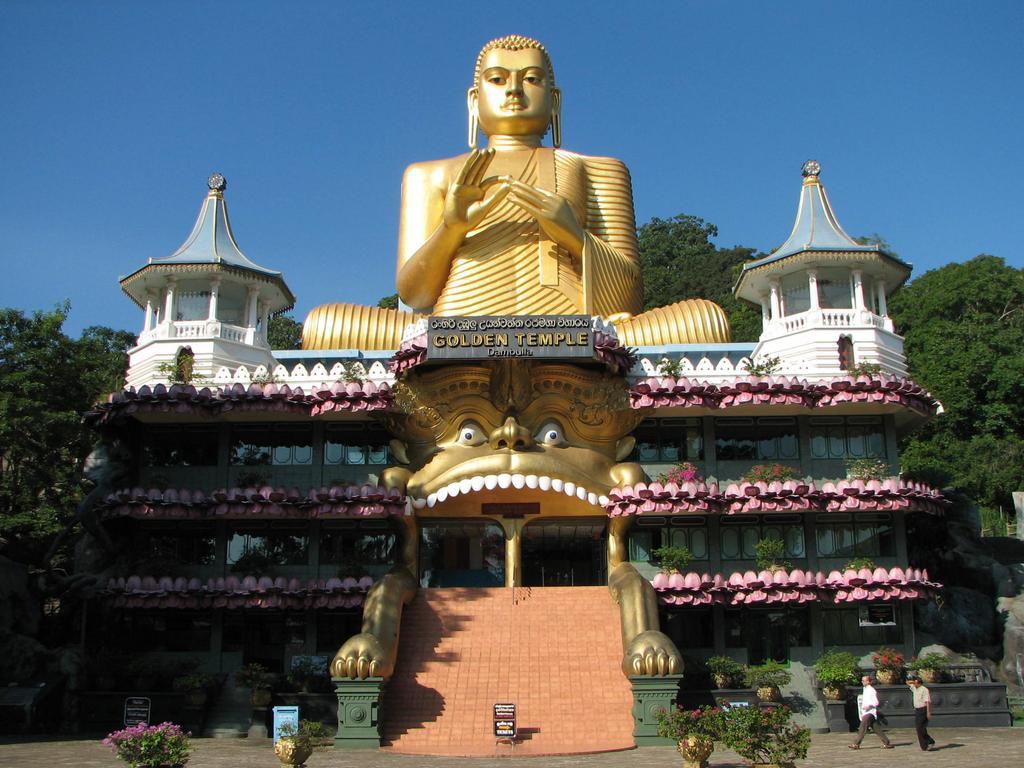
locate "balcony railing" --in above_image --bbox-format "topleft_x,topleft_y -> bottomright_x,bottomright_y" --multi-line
765,308 -> 893,337
138,320 -> 264,346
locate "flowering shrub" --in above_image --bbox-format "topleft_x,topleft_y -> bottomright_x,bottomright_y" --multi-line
871,647 -> 905,672
720,705 -> 810,765
908,652 -> 949,672
656,705 -> 726,741
742,464 -> 799,484
845,458 -> 889,481
103,722 -> 191,768
656,461 -> 703,485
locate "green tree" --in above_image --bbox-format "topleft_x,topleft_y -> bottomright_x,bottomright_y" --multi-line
377,294 -> 399,309
0,306 -> 133,564
637,214 -> 762,341
267,313 -> 303,349
890,255 -> 1024,517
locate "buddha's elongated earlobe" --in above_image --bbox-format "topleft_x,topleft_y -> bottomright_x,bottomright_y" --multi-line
467,88 -> 479,149
550,88 -> 562,148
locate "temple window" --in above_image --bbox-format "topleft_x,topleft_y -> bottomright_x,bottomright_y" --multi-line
815,513 -> 895,558
324,423 -> 391,466
809,416 -> 886,460
822,606 -> 903,645
138,524 -> 217,568
113,611 -> 213,652
817,268 -> 854,309
316,611 -> 364,654
724,608 -> 811,661
714,417 -> 799,461
780,272 -> 810,315
320,520 -> 397,577
230,425 -> 313,466
175,290 -> 211,321
660,608 -> 713,649
719,515 -> 805,561
633,418 -> 704,463
227,524 -> 309,569
142,426 -> 219,467
629,516 -> 709,564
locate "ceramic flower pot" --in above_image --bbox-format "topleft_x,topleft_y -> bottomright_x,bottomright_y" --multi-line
274,738 -> 312,767
876,669 -> 901,685
821,684 -> 845,701
712,673 -> 733,690
185,689 -> 208,708
919,668 -> 941,684
251,688 -> 272,707
756,685 -> 782,702
677,735 -> 714,768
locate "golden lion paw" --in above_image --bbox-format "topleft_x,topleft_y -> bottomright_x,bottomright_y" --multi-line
623,630 -> 682,676
331,633 -> 389,679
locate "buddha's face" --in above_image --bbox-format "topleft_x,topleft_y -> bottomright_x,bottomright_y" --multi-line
474,47 -> 555,138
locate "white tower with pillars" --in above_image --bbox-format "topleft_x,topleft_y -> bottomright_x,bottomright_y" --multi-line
734,161 -> 912,377
120,173 -> 295,388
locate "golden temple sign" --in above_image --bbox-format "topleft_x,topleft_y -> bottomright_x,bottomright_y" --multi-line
426,315 -> 593,360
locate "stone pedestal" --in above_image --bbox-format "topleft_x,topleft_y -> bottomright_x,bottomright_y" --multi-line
247,706 -> 268,738
629,675 -> 682,746
333,677 -> 385,749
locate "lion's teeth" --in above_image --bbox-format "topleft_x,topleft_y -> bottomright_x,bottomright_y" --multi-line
497,473 -> 512,489
484,474 -> 499,490
525,474 -> 538,489
447,482 -> 461,498
471,476 -> 485,492
551,478 -> 564,492
564,481 -> 576,497
404,498 -> 413,515
538,475 -> 552,491
459,478 -> 473,495
587,492 -> 597,505
511,474 -> 526,489
413,497 -> 427,509
427,493 -> 437,508
436,486 -> 449,503
598,495 -> 609,506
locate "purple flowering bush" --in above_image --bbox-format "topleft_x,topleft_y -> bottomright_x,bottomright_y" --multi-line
103,722 -> 191,768
656,462 -> 703,485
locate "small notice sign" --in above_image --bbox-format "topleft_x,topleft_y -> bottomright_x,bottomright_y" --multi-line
124,696 -> 151,727
493,702 -> 516,739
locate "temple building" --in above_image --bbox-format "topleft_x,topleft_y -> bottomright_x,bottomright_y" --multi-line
78,35 -> 1010,755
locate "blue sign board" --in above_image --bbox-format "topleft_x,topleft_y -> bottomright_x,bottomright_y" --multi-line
272,705 -> 300,744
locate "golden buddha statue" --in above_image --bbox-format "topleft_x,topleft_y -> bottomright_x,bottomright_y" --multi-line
303,35 -> 730,349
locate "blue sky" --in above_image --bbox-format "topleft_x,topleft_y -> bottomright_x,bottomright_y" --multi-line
1,1 -> 1021,336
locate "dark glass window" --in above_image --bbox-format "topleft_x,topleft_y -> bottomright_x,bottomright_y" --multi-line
661,608 -> 713,649
719,516 -> 806,560
822,607 -> 903,645
815,513 -> 895,558
809,416 -> 886,460
227,524 -> 309,569
142,426 -> 218,467
715,417 -> 798,461
139,525 -> 217,568
230,425 -> 313,466
320,521 -> 397,574
324,423 -> 391,466
633,418 -> 703,463
123,611 -> 212,652
316,611 -> 363,653
630,516 -> 709,563
724,608 -> 810,659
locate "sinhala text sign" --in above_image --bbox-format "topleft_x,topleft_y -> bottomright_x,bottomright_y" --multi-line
493,702 -> 516,739
124,696 -> 151,727
427,316 -> 593,360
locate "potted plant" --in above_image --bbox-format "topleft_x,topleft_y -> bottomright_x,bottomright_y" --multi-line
845,457 -> 889,482
656,461 -> 704,485
706,655 -> 745,689
236,662 -> 274,707
656,706 -> 725,768
871,647 -> 905,685
813,649 -> 859,701
755,537 -> 792,573
274,719 -> 330,767
652,544 -> 694,575
744,660 -> 792,702
103,721 -> 191,768
721,705 -> 810,768
172,672 -> 215,708
743,463 -> 799,485
843,557 -> 877,571
909,652 -> 950,684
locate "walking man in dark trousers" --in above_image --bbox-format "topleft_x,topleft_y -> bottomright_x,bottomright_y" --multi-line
849,675 -> 893,749
909,676 -> 936,751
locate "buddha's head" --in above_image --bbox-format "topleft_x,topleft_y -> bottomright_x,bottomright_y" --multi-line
468,34 -> 561,147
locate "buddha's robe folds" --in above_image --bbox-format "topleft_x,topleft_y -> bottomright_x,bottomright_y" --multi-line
302,148 -> 729,349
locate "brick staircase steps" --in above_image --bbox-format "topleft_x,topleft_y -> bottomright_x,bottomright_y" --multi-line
382,586 -> 634,756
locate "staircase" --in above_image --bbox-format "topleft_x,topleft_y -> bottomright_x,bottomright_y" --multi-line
383,586 -> 634,756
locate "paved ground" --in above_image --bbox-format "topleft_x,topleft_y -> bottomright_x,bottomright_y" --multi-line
0,728 -> 1021,768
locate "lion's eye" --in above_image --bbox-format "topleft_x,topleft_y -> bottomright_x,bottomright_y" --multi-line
536,421 -> 566,447
456,421 -> 487,447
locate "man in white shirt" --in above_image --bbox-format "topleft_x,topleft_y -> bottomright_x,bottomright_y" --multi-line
909,676 -> 936,751
849,674 -> 894,749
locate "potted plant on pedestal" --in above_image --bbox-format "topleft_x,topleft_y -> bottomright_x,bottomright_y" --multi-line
871,647 -> 905,685
236,663 -> 274,707
172,673 -> 215,708
706,656 -> 745,690
274,720 -> 330,767
745,660 -> 792,703
103,721 -> 191,768
909,652 -> 950,684
813,649 -> 859,701
721,705 -> 810,768
656,705 -> 725,768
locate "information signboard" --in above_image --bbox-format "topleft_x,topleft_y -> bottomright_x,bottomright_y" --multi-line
124,696 -> 151,727
426,316 -> 594,361
493,702 -> 516,739
272,705 -> 300,744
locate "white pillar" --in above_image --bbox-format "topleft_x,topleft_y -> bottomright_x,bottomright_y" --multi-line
876,280 -> 888,317
807,269 -> 820,310
246,285 -> 259,328
760,296 -> 771,331
163,278 -> 177,333
143,293 -> 155,333
852,269 -> 866,311
769,280 -> 781,320
208,277 -> 221,321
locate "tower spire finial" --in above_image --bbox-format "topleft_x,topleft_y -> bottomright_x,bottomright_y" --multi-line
207,172 -> 227,194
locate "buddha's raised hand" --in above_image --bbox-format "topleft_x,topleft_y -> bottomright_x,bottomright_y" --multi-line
443,149 -> 510,234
